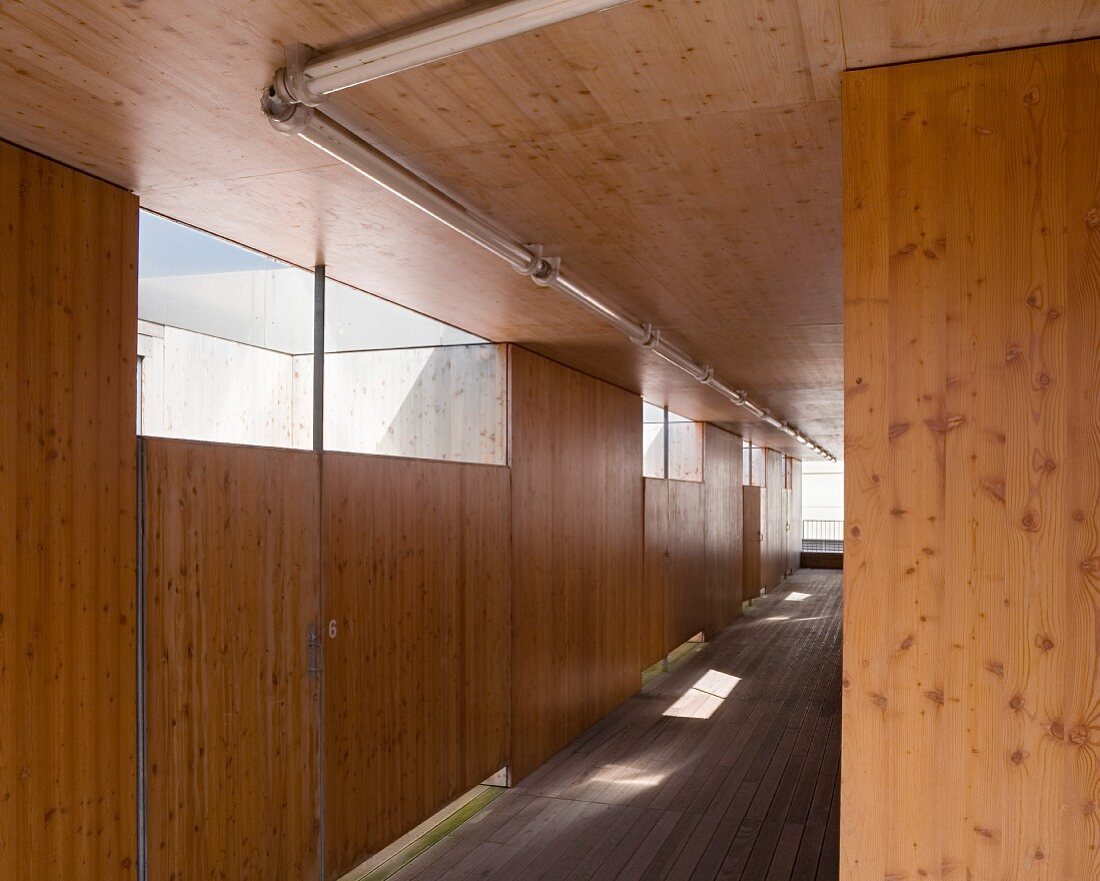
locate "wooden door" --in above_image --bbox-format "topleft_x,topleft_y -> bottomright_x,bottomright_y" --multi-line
144,439 -> 322,881
322,453 -> 510,879
783,488 -> 793,576
742,486 -> 762,601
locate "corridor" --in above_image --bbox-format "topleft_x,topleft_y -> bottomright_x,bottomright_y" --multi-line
394,570 -> 842,881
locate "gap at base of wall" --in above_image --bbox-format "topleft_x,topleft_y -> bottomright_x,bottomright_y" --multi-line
337,784 -> 505,881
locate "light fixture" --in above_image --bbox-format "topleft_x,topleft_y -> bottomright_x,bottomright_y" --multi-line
274,0 -> 639,102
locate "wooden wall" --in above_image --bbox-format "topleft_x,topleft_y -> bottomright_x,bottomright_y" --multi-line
665,479 -> 708,649
762,448 -> 788,589
641,477 -> 670,668
742,486 -> 763,600
143,439 -> 321,881
843,41 -> 1100,881
0,142 -> 138,881
322,452 -> 511,878
704,425 -> 744,634
787,457 -> 803,575
509,346 -> 643,782
642,425 -> 743,665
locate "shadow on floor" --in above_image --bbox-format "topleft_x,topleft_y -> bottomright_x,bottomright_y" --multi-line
390,570 -> 843,881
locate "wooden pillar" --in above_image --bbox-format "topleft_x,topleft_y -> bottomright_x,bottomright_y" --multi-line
0,143 -> 138,878
842,41 -> 1100,880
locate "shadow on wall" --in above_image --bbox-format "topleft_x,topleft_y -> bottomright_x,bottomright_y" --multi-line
324,343 -> 507,465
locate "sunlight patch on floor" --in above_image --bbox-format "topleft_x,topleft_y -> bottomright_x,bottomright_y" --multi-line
663,669 -> 740,719
588,765 -> 667,787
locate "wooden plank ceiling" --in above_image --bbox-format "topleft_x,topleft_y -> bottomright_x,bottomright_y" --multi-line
1,1 -> 1096,454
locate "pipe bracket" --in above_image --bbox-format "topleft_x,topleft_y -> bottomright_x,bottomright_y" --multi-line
639,324 -> 661,349
281,43 -> 325,107
531,255 -> 561,287
261,95 -> 315,135
514,244 -> 545,277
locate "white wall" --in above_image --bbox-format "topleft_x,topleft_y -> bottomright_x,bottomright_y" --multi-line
138,322 -> 312,449
324,344 -> 506,465
801,460 -> 843,522
139,323 -> 506,464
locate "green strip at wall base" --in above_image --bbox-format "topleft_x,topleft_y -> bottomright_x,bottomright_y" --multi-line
345,786 -> 504,881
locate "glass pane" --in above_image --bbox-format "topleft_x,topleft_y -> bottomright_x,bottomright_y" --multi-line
323,279 -> 506,465
137,212 -> 314,449
642,402 -> 666,478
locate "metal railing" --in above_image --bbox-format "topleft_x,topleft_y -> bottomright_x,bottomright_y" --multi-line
802,520 -> 843,554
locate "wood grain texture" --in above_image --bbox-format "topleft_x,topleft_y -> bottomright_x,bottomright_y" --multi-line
763,449 -> 788,590
324,343 -> 508,464
323,452 -> 511,878
386,569 -> 844,881
704,425 -> 744,636
0,0 -> 846,455
0,141 -> 137,881
509,346 -> 643,782
842,40 -> 1100,881
2,2 -> 1097,457
787,457 -> 803,575
839,0 -> 1100,68
642,477 -> 670,669
143,439 -> 321,881
742,487 -> 763,601
665,479 -> 708,651
644,427 -> 745,664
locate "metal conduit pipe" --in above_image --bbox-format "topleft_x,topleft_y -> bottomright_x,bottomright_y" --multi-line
283,0 -> 639,100
260,45 -> 837,460
293,110 -> 539,271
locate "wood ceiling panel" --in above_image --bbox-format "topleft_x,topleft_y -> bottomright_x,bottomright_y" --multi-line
21,1 -> 1099,459
1,1 -> 1096,456
348,0 -> 841,150
0,0 -> 847,453
377,99 -> 844,370
838,0 -> 1100,68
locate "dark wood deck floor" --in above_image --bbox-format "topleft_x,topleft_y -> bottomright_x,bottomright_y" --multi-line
393,569 -> 842,881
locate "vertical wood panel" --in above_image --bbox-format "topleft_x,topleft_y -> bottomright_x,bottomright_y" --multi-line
704,425 -> 745,635
742,486 -> 763,601
788,457 -> 803,573
645,426 -> 744,664
762,448 -> 787,589
509,346 -> 643,782
0,142 -> 137,881
842,40 -> 1100,881
143,439 -> 321,881
642,477 -> 669,668
323,453 -> 510,877
665,479 -> 707,649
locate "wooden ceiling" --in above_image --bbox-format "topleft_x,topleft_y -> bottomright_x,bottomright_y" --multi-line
2,1 -> 1097,455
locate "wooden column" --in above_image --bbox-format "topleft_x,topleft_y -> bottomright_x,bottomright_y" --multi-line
843,41 -> 1100,880
0,142 -> 138,879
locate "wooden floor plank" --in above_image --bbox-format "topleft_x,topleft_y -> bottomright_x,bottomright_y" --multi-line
391,570 -> 843,881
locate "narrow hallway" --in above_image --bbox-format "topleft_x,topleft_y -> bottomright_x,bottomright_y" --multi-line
392,570 -> 842,881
